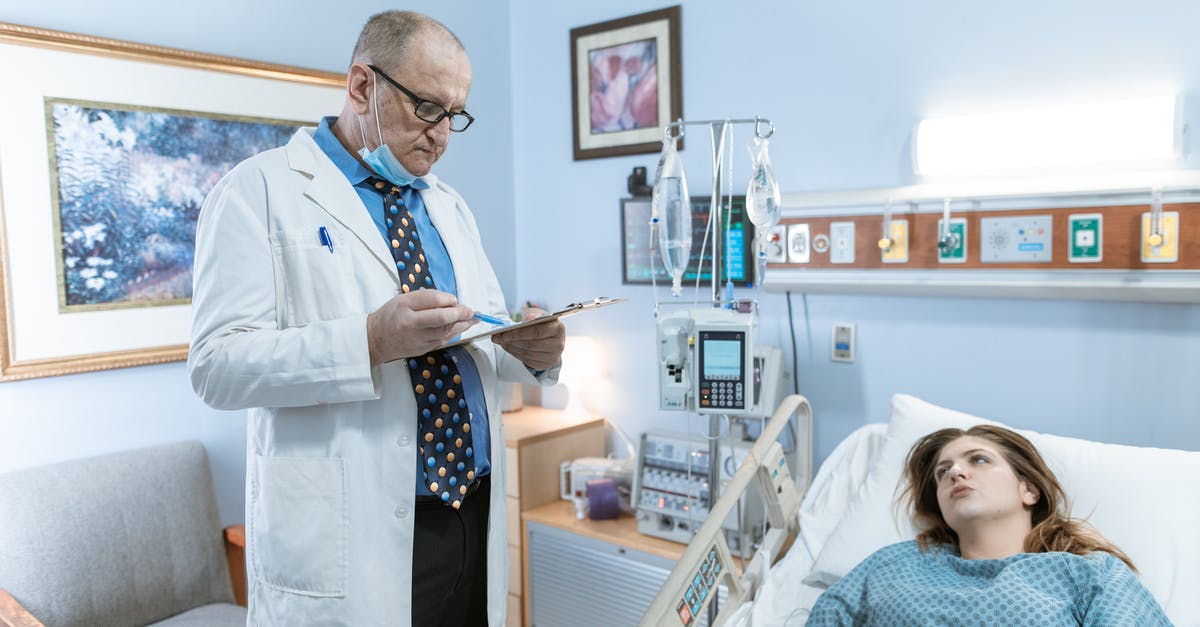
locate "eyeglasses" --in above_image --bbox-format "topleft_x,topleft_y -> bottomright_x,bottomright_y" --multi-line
368,64 -> 475,132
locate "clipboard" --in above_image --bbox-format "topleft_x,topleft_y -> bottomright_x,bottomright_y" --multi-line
442,297 -> 627,349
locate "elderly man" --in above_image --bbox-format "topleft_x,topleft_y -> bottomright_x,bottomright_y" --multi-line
189,11 -> 563,626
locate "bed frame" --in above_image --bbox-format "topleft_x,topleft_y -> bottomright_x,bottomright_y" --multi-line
640,395 -> 813,627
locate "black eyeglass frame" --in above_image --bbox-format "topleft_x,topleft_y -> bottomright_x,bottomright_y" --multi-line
367,64 -> 475,132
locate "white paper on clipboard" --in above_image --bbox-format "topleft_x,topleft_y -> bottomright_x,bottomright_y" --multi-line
441,297 -> 627,349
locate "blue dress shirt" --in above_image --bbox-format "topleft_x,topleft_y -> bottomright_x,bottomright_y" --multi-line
312,117 -> 491,495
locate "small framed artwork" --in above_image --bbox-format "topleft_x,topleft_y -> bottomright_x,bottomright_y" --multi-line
570,6 -> 682,160
0,22 -> 345,381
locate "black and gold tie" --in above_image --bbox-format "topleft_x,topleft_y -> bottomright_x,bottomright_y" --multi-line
370,177 -> 476,509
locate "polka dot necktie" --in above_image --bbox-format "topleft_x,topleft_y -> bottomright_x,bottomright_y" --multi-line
370,177 -> 476,509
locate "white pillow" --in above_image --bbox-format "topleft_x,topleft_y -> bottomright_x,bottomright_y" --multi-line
805,394 -> 1200,627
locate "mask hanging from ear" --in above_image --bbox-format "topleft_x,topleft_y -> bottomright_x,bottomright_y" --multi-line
357,71 -> 419,187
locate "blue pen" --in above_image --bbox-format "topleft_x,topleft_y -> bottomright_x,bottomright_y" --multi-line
318,226 -> 333,253
472,311 -> 508,326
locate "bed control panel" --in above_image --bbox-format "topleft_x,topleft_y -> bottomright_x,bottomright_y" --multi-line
674,544 -> 724,626
634,431 -> 764,556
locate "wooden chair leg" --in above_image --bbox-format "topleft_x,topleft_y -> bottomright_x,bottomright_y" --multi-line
223,524 -> 247,608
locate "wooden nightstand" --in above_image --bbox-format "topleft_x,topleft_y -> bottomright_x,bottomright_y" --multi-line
503,407 -> 605,627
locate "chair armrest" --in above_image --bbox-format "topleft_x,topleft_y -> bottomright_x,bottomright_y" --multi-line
0,589 -> 43,627
223,524 -> 247,607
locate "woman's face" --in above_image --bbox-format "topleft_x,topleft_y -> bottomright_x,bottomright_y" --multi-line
933,435 -> 1040,533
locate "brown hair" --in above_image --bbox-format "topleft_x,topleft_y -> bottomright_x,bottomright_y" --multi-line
899,424 -> 1136,570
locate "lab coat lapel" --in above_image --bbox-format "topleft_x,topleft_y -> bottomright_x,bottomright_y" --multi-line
285,129 -> 398,280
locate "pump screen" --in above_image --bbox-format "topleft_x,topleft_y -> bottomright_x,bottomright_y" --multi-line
702,340 -> 742,380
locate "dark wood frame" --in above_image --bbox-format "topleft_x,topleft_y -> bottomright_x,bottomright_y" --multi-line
570,6 -> 682,160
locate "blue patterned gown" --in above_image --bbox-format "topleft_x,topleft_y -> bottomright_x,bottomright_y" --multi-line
806,540 -> 1172,626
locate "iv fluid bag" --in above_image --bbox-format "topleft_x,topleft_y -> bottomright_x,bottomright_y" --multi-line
746,136 -> 781,230
652,139 -> 692,296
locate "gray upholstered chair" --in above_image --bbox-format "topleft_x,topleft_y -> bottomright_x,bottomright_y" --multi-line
0,441 -> 247,627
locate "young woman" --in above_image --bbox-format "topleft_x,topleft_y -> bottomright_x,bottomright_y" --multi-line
807,425 -> 1171,626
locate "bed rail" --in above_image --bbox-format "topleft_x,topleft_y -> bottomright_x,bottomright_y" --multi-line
639,394 -> 813,627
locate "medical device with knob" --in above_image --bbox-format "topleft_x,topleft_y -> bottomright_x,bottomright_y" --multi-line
937,198 -> 960,254
878,199 -> 895,252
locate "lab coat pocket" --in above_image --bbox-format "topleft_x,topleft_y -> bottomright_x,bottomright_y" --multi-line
270,228 -> 353,327
254,455 -> 348,597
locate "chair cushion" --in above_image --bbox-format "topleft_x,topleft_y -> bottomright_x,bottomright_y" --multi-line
146,602 -> 247,626
0,441 -> 234,626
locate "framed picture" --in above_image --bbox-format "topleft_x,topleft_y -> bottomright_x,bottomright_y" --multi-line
0,23 -> 345,381
620,195 -> 754,288
570,6 -> 682,160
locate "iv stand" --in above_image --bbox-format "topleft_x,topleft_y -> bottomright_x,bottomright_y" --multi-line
662,115 -> 774,625
663,117 -> 775,306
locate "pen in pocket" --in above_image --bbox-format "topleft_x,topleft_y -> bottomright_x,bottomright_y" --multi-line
318,226 -> 333,253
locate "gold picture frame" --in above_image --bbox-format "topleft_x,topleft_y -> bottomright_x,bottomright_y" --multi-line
0,23 -> 345,381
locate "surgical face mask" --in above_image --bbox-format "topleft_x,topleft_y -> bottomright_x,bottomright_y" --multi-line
357,73 -> 419,187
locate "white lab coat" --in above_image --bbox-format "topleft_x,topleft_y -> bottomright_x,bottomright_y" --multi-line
189,127 -> 553,626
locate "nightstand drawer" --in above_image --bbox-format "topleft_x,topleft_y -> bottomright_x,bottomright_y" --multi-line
508,542 -> 521,595
505,446 -> 519,497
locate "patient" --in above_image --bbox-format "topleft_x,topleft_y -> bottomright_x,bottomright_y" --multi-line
806,425 -> 1171,626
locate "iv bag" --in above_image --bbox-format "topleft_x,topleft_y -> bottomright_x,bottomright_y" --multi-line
745,135 -> 780,229
652,138 -> 692,296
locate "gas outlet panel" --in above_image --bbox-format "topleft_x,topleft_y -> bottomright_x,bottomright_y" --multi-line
980,215 -> 1053,263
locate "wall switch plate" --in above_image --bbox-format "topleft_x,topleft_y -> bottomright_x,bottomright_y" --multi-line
1141,211 -> 1179,263
830,221 -> 856,264
832,323 -> 855,363
936,218 -> 967,264
881,219 -> 909,263
787,223 -> 811,263
1068,213 -> 1103,263
762,224 -> 787,263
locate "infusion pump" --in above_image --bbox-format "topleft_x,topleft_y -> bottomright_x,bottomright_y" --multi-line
633,430 -> 764,556
657,307 -> 787,417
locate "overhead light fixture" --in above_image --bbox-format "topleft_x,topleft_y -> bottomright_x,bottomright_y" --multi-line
914,95 -> 1182,177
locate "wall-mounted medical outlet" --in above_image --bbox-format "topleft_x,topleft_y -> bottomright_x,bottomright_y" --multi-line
787,223 -> 811,263
830,221 -> 856,264
881,219 -> 909,264
1068,213 -> 1103,263
980,215 -> 1053,263
762,225 -> 787,263
936,218 -> 967,263
1141,211 -> 1179,263
831,323 -> 855,363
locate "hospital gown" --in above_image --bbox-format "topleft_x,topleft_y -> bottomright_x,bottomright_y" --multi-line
806,540 -> 1171,626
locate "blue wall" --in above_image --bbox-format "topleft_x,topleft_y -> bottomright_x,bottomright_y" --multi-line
508,0 -> 1200,463
3,0 -> 1199,528
0,0 -> 514,525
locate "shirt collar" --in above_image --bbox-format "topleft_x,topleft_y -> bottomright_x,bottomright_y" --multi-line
312,116 -> 430,190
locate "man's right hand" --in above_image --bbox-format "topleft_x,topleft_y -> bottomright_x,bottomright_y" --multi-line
367,290 -> 476,366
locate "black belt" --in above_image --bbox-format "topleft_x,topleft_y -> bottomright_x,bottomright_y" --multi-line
415,474 -> 489,509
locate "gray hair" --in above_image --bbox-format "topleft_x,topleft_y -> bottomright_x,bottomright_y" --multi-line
350,10 -> 464,69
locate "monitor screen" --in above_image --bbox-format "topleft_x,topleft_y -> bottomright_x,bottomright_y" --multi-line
701,339 -> 742,380
620,195 -> 753,287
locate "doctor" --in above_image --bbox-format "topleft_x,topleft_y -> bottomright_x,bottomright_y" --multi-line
189,10 -> 564,626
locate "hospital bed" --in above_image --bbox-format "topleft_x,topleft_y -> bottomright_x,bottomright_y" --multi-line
641,393 -> 1200,626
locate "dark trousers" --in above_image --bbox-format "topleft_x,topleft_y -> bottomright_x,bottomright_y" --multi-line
412,475 -> 490,626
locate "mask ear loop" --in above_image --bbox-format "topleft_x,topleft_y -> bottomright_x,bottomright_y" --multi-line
371,72 -> 385,148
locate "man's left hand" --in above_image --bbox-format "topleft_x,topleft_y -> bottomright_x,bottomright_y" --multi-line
491,309 -> 565,372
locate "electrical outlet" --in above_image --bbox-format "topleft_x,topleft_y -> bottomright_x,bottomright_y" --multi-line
762,225 -> 787,263
787,223 -> 811,263
830,221 -> 856,264
1141,211 -> 1179,263
881,219 -> 909,263
832,323 -> 855,363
